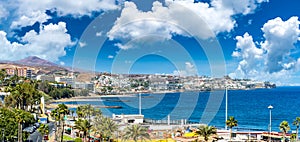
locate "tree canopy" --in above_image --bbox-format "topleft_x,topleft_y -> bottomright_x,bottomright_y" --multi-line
0,107 -> 34,141
122,124 -> 150,142
196,125 -> 217,141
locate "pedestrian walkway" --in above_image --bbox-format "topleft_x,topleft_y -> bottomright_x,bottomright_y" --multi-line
48,132 -> 56,142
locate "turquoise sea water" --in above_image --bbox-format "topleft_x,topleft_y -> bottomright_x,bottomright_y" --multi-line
66,87 -> 300,132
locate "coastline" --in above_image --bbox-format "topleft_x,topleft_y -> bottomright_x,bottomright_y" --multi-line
46,91 -> 179,108
50,90 -> 181,103
46,93 -> 135,109
47,87 -> 276,108
50,88 -> 268,103
51,93 -> 136,103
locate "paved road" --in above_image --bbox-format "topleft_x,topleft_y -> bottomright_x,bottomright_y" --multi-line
27,122 -> 55,142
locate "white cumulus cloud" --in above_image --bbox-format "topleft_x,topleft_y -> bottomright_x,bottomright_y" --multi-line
17,0 -> 119,17
173,62 -> 197,76
60,61 -> 65,66
9,0 -> 119,29
296,58 -> 300,70
0,4 -> 8,21
212,0 -> 268,15
96,32 -> 103,37
114,43 -> 132,50
230,16 -> 300,84
232,32 -> 264,75
108,55 -> 114,59
79,41 -> 87,48
108,0 -> 268,49
261,16 -> 300,73
11,11 -> 50,29
0,22 -> 74,62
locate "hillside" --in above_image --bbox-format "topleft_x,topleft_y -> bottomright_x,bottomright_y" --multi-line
0,56 -> 69,75
16,56 -> 58,67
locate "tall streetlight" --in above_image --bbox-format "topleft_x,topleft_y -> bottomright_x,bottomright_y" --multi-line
268,105 -> 273,142
139,93 -> 142,115
225,86 -> 228,130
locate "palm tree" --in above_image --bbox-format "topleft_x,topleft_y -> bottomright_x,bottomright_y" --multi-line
0,107 -> 34,141
51,109 -> 61,141
74,119 -> 92,142
14,109 -> 34,142
195,125 -> 217,141
6,84 -> 22,109
293,117 -> 300,141
226,116 -> 238,141
38,124 -> 49,142
57,104 -> 69,142
4,82 -> 38,110
280,121 -> 290,142
291,133 -> 297,142
92,115 -> 118,141
122,124 -> 150,142
77,104 -> 101,140
56,103 -> 69,119
0,69 -> 7,86
15,109 -> 26,142
100,117 -> 118,141
77,104 -> 101,119
76,105 -> 85,118
5,74 -> 21,87
70,110 -> 74,117
51,104 -> 69,142
4,94 -> 18,108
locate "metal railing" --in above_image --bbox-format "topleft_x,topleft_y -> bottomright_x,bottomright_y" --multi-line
144,118 -> 199,125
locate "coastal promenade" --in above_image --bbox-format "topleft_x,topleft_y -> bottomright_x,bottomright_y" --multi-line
48,87 -> 300,142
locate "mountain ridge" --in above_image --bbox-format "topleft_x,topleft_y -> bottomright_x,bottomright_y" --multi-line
0,56 -> 100,76
16,56 -> 59,67
0,56 -> 71,75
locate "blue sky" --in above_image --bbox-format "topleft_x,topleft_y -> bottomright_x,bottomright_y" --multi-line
0,0 -> 300,85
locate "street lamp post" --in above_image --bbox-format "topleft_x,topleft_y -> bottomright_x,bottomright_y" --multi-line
268,105 -> 273,142
225,86 -> 228,130
139,93 -> 142,115
116,130 -> 119,142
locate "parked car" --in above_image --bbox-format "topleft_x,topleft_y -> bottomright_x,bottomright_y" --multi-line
23,126 -> 35,134
33,122 -> 40,128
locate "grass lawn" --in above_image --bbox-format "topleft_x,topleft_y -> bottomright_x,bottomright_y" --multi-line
63,135 -> 75,141
114,138 -> 176,142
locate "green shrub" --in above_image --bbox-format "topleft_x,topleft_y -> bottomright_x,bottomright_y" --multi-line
74,138 -> 83,142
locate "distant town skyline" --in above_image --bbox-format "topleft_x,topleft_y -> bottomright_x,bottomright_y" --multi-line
0,0 -> 300,85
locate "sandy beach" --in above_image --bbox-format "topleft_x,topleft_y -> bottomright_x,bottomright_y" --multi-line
47,90 -> 182,109
46,93 -> 136,109
51,90 -> 182,103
